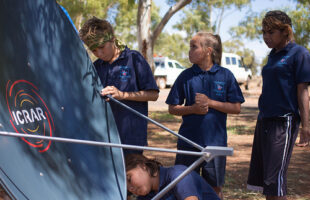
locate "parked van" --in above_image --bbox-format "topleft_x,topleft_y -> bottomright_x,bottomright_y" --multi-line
221,52 -> 252,89
153,57 -> 186,89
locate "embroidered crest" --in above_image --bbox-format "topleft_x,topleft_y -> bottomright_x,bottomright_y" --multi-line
119,66 -> 131,81
213,81 -> 225,96
277,56 -> 290,66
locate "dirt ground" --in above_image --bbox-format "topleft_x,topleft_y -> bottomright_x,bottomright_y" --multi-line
1,77 -> 309,200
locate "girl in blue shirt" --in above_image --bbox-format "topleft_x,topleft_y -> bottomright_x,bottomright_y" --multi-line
166,32 -> 244,199
247,10 -> 310,199
125,154 -> 219,200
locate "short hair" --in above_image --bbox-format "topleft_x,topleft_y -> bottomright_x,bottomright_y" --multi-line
79,17 -> 115,49
125,154 -> 161,177
196,32 -> 223,65
262,10 -> 294,41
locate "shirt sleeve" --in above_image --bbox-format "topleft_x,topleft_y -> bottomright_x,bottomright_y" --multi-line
165,73 -> 185,105
133,52 -> 159,91
169,167 -> 199,200
295,49 -> 310,84
226,71 -> 245,103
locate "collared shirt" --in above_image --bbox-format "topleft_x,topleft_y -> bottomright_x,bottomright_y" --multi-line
138,165 -> 220,200
93,47 -> 158,146
166,64 -> 244,147
258,42 -> 310,118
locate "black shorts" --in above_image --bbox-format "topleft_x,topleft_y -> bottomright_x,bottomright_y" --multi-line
247,114 -> 300,196
175,146 -> 226,187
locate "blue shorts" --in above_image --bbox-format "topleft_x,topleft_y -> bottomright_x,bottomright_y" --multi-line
175,146 -> 226,187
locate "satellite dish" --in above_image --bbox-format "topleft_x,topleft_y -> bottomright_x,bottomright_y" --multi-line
0,0 -> 126,199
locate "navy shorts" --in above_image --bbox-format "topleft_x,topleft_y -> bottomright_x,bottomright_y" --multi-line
175,146 -> 226,187
247,114 -> 299,196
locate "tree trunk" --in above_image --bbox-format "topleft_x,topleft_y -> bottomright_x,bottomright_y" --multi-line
137,0 -> 192,72
137,0 -> 153,71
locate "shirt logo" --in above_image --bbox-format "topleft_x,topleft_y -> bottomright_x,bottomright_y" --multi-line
119,66 -> 131,81
277,56 -> 290,66
6,80 -> 54,153
213,81 -> 225,96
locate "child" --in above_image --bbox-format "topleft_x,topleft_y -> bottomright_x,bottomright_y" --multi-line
247,10 -> 310,199
165,32 -> 244,199
79,17 -> 159,154
125,154 -> 220,200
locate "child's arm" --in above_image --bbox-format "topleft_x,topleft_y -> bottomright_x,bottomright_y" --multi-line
168,102 -> 208,116
196,93 -> 241,114
101,86 -> 159,101
184,196 -> 198,200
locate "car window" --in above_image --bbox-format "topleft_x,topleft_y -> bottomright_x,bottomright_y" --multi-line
232,57 -> 237,65
175,62 -> 184,69
155,61 -> 164,68
238,60 -> 243,68
168,62 -> 173,68
225,57 -> 230,65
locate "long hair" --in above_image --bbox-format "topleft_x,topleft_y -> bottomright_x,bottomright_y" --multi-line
262,10 -> 294,42
196,32 -> 222,65
125,154 -> 162,177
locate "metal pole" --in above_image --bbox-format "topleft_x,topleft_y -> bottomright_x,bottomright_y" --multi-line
151,156 -> 206,200
106,95 -> 203,151
0,131 -> 206,157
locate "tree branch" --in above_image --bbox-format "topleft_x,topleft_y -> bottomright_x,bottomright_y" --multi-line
152,0 -> 192,47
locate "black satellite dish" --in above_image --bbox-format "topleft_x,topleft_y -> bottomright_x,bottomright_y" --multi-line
0,0 -> 126,199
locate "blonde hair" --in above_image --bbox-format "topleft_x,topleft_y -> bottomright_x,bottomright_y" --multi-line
196,32 -> 222,65
262,10 -> 294,42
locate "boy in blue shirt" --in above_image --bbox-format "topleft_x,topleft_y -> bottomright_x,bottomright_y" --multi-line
79,17 -> 159,153
166,32 -> 244,199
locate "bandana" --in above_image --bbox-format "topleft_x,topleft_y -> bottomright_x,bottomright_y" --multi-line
87,33 -> 126,52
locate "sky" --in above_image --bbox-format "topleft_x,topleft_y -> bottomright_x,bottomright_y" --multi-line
153,0 -> 297,63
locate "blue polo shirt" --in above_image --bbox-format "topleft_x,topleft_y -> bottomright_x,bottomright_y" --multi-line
258,42 -> 310,118
138,165 -> 220,200
93,47 -> 158,146
166,64 -> 244,147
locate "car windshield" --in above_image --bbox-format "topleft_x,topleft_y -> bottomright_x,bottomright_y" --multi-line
175,62 -> 185,69
238,60 -> 244,68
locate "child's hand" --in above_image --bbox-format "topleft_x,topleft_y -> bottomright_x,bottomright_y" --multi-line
195,93 -> 209,105
100,86 -> 125,101
192,102 -> 208,114
192,93 -> 209,114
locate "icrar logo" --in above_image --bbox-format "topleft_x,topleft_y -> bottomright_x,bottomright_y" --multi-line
6,80 -> 54,153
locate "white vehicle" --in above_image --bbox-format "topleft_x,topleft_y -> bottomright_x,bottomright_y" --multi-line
154,57 -> 186,89
221,52 -> 252,89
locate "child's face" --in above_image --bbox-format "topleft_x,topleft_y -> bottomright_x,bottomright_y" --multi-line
126,165 -> 154,196
91,41 -> 115,62
189,36 -> 209,65
262,28 -> 288,50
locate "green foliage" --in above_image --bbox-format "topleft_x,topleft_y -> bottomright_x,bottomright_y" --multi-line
113,2 -> 138,48
58,0 -> 117,27
229,12 -> 264,40
154,32 -> 190,67
173,0 -> 251,36
290,4 -> 310,49
174,9 -> 211,41
229,2 -> 310,69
